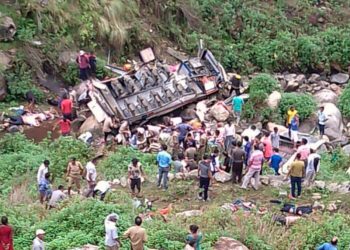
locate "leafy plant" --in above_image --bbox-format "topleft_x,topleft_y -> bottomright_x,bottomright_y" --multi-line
62,63 -> 79,86
16,17 -> 37,41
338,84 -> 350,118
278,93 -> 316,121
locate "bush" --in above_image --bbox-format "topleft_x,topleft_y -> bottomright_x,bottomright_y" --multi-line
318,147 -> 350,182
278,93 -> 316,121
248,74 -> 280,105
63,63 -> 79,86
338,84 -> 350,118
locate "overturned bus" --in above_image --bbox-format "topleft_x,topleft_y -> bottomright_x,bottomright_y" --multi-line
88,48 -> 227,124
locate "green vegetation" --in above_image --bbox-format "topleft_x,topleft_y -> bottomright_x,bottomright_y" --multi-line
319,147 -> 350,182
279,93 -> 317,121
338,84 -> 350,118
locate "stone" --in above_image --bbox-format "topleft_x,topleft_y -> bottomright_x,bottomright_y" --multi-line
0,51 -> 12,70
327,202 -> 337,212
120,177 -> 127,187
266,122 -> 288,134
187,170 -> 198,179
267,91 -> 282,109
299,115 -> 317,133
318,80 -> 330,88
323,103 -> 344,141
330,73 -> 349,84
0,16 -> 16,41
329,84 -> 342,95
295,74 -> 306,84
314,89 -> 338,104
311,193 -> 322,200
308,73 -> 320,83
285,80 -> 299,92
313,86 -> 322,91
214,171 -> 232,183
213,237 -> 249,250
313,201 -> 325,210
260,176 -> 270,185
284,73 -> 297,82
338,182 -> 350,194
58,50 -> 77,66
314,180 -> 326,189
112,179 -> 120,185
342,144 -> 350,156
210,103 -> 230,122
269,175 -> 286,187
176,210 -> 202,218
0,75 -> 6,101
79,116 -> 102,135
326,183 -> 340,192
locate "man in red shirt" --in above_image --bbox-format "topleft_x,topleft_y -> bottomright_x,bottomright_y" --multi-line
57,118 -> 71,136
60,94 -> 73,120
76,50 -> 90,81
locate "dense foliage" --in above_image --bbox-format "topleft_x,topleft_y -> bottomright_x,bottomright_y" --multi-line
338,84 -> 350,118
278,93 -> 316,122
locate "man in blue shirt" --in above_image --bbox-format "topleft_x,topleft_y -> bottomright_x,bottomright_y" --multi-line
156,144 -> 172,190
232,95 -> 244,124
317,237 -> 338,250
176,123 -> 192,148
269,148 -> 283,175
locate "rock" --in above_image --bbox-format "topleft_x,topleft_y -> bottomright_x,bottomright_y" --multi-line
311,193 -> 322,200
266,122 -> 288,134
267,91 -> 282,109
0,16 -> 16,41
187,170 -> 198,179
181,108 -> 198,121
314,180 -> 326,189
313,201 -> 325,210
295,74 -> 306,84
0,75 -> 7,101
338,182 -> 350,194
299,115 -> 317,133
327,202 -> 337,212
330,73 -> 349,84
175,173 -> 184,179
214,171 -> 232,183
120,177 -> 127,187
176,210 -> 202,218
329,84 -> 342,95
260,176 -> 269,185
326,183 -> 340,192
79,116 -> 102,135
323,103 -> 344,141
58,50 -> 77,66
269,175 -> 286,187
213,237 -> 249,250
112,179 -> 120,185
0,51 -> 12,70
210,103 -> 230,122
318,80 -> 330,88
342,144 -> 350,156
314,89 -> 338,104
285,80 -> 299,92
284,73 -> 297,82
308,73 -> 320,83
313,86 -> 322,91
71,116 -> 86,132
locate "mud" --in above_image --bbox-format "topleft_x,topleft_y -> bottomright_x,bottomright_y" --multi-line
23,119 -> 60,143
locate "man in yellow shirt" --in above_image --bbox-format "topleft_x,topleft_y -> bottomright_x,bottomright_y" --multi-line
124,216 -> 147,250
286,153 -> 305,199
286,106 -> 297,138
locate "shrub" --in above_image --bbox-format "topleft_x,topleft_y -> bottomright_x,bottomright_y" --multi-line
248,74 -> 280,105
278,93 -> 316,121
63,63 -> 79,86
338,84 -> 350,118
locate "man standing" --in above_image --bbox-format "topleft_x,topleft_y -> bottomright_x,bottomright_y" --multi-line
128,158 -> 144,196
270,127 -> 280,149
105,214 -> 120,250
241,145 -> 263,190
317,237 -> 338,250
60,94 -> 73,121
156,145 -> 172,190
123,216 -> 147,250
176,122 -> 192,148
230,141 -> 246,184
37,160 -> 50,185
297,138 -> 310,167
232,95 -> 244,124
85,159 -> 97,197
286,106 -> 297,138
38,173 -> 52,204
290,116 -> 299,149
317,106 -> 327,138
198,155 -> 212,202
230,73 -> 242,96
66,157 -> 84,196
305,149 -> 321,186
32,229 -> 45,250
223,120 -> 235,152
286,153 -> 305,199
76,50 -> 90,81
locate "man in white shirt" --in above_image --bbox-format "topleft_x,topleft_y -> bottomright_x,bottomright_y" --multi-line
105,213 -> 120,250
85,159 -> 97,197
223,120 -> 235,152
32,229 -> 45,250
305,149 -> 321,186
93,180 -> 111,201
317,106 -> 327,138
37,160 -> 50,184
48,185 -> 66,209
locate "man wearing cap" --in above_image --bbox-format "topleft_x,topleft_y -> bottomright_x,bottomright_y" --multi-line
32,229 -> 45,250
66,157 -> 84,196
317,106 -> 327,138
76,50 -> 90,81
105,213 -> 120,250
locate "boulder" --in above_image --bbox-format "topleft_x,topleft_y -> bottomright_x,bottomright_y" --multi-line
314,180 -> 326,189
176,210 -> 202,218
267,91 -> 282,109
0,16 -> 16,41
266,122 -> 288,134
285,80 -> 299,92
284,73 -> 297,82
330,73 -> 349,84
308,73 -> 320,83
329,84 -> 342,96
210,103 -> 230,122
187,170 -> 198,179
314,89 -> 338,104
323,103 -> 344,141
295,74 -> 306,84
0,51 -> 12,70
120,177 -> 127,187
260,176 -> 270,185
214,171 -> 232,183
71,116 -> 86,132
79,116 -> 102,135
299,115 -> 317,133
342,144 -> 350,156
213,237 -> 248,250
0,75 -> 7,101
58,50 -> 77,66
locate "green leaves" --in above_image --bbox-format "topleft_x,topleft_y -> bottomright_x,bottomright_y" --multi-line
278,93 -> 316,122
338,84 -> 350,118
